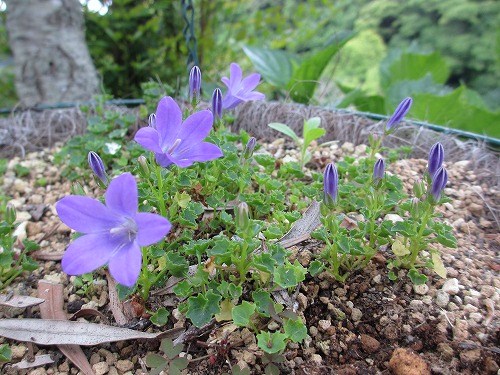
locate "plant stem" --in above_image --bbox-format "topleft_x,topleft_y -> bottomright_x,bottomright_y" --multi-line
408,206 -> 432,267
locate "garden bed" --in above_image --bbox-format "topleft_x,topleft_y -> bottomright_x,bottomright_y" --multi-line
0,104 -> 499,375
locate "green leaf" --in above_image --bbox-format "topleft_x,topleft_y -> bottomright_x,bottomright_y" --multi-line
274,261 -> 307,289
283,318 -> 307,343
288,32 -> 353,103
391,238 -> 410,257
186,291 -> 221,327
242,45 -> 294,88
408,269 -> 428,285
172,280 -> 192,298
232,301 -> 256,327
150,307 -> 170,327
170,357 -> 189,374
303,127 -> 326,149
145,353 -> 168,369
0,344 -> 11,362
253,253 -> 276,274
161,338 -> 183,360
165,252 -> 189,277
435,230 -> 457,248
308,260 -> 324,277
268,123 -> 299,143
252,290 -> 273,317
257,331 -> 288,354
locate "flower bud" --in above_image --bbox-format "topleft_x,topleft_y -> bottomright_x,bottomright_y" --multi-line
5,204 -> 16,225
189,65 -> 202,102
431,167 -> 448,201
87,151 -> 108,185
148,113 -> 156,129
373,158 -> 385,182
323,162 -> 339,207
386,97 -> 413,131
243,137 -> 257,159
211,88 -> 223,120
428,142 -> 444,176
138,155 -> 149,175
236,202 -> 250,232
413,179 -> 426,198
410,197 -> 420,215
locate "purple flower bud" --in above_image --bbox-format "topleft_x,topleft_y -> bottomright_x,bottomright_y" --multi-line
243,137 -> 257,159
87,151 -> 108,185
428,142 -> 444,176
323,163 -> 339,206
189,65 -> 202,102
137,155 -> 149,175
386,97 -> 413,131
212,88 -> 223,120
148,113 -> 156,129
373,158 -> 385,182
431,167 -> 448,201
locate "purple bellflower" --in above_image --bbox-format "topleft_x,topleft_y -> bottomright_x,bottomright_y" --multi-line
373,158 -> 385,182
189,65 -> 202,102
431,167 -> 448,201
56,173 -> 172,287
212,88 -> 223,120
221,63 -> 265,110
428,142 -> 444,176
134,96 -> 223,168
243,137 -> 257,159
88,151 -> 108,185
324,162 -> 339,206
386,97 -> 413,131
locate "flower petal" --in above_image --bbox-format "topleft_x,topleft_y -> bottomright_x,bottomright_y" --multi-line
134,212 -> 172,246
105,173 -> 138,216
108,241 -> 142,287
240,73 -> 261,92
239,91 -> 265,101
229,63 -> 242,89
134,127 -> 162,153
56,196 -> 120,233
222,94 -> 242,110
174,110 -> 213,150
61,233 -> 118,275
155,152 -> 174,168
175,142 -> 223,166
221,77 -> 231,88
155,96 -> 182,147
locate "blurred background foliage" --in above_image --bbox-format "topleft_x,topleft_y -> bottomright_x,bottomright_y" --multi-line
0,0 -> 498,136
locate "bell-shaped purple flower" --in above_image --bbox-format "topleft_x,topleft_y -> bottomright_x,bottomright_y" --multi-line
428,142 -> 444,176
134,96 -> 223,168
189,65 -> 202,102
212,88 -> 223,120
221,63 -> 265,110
386,97 -> 413,131
431,167 -> 448,201
373,158 -> 385,182
323,162 -> 339,206
56,173 -> 172,287
88,151 -> 108,185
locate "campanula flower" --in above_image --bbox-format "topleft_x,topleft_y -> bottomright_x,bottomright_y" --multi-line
57,173 -> 172,287
221,63 -> 265,110
211,88 -> 223,120
431,167 -> 448,201
386,97 -> 413,131
134,96 -> 223,168
428,142 -> 444,176
88,151 -> 108,185
373,158 -> 385,182
189,65 -> 202,102
323,162 -> 339,206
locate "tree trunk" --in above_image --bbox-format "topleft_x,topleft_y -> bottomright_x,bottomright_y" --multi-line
5,0 -> 99,106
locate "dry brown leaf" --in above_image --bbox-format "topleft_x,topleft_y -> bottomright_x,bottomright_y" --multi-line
11,354 -> 54,370
277,200 -> 321,248
0,294 -> 45,308
31,250 -> 64,261
37,280 -> 95,375
0,318 -> 184,346
105,271 -> 128,325
68,308 -> 109,323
